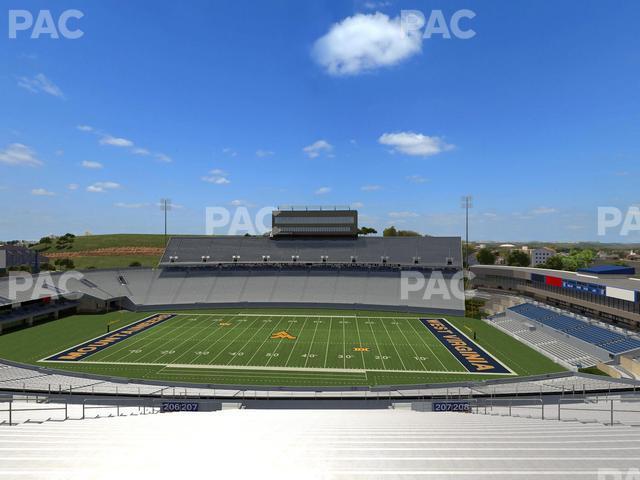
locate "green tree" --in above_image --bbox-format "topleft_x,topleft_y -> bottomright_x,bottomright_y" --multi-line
397,230 -> 420,237
358,226 -> 377,236
541,255 -> 564,270
507,250 -> 531,267
383,226 -> 398,237
476,248 -> 496,265
38,237 -> 52,245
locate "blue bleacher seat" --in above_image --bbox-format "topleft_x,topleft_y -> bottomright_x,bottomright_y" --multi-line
508,303 -> 640,354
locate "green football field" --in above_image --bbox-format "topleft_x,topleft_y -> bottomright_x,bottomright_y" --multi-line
0,309 -> 565,386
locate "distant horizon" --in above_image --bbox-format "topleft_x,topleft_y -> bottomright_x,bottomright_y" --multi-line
4,231 -> 640,248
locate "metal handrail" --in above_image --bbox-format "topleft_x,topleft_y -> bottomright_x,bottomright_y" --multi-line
0,399 -> 162,426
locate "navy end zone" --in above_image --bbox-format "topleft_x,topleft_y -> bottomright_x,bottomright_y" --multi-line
44,314 -> 176,362
421,318 -> 512,374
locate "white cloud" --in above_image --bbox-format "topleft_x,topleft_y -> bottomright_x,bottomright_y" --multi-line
362,0 -> 392,9
406,174 -> 427,183
114,202 -> 150,209
361,184 -> 382,191
81,160 -> 103,169
379,132 -> 454,157
31,188 -> 55,196
78,126 -> 172,163
154,153 -> 172,163
132,147 -> 150,156
256,149 -> 274,158
87,181 -> 121,193
17,73 -> 64,98
0,143 -> 43,167
531,207 -> 557,215
303,140 -> 333,159
389,211 -> 419,218
202,169 -> 230,185
315,186 -> 332,195
351,202 -> 365,208
312,13 -> 421,76
230,199 -> 255,207
99,135 -> 134,148
67,183 -> 79,191
222,148 -> 238,157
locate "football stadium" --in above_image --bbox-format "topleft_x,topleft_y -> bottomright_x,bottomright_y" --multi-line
1,209 -> 640,478
4,1 -> 640,477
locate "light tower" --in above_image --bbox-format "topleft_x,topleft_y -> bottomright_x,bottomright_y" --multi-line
160,198 -> 172,246
461,195 -> 473,270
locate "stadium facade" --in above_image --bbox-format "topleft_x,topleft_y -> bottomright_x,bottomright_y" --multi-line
0,208 -> 465,332
471,264 -> 640,330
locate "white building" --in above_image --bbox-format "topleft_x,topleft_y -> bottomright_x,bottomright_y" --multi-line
529,247 -> 556,266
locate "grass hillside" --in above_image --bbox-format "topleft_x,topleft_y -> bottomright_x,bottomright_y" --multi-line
32,234 -> 169,270
32,234 -> 168,252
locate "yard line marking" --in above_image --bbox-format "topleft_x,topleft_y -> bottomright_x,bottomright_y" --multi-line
203,316 -> 259,365
379,318 -> 406,371
166,315 -> 237,365
342,317 -> 347,369
226,316 -> 278,366
87,315 -> 178,362
207,315 -> 271,366
324,316 -> 333,369
303,317 -> 321,368
393,321 -> 428,372
98,314 -> 196,363
353,316 -> 367,370
132,315 -> 218,363
366,318 -> 387,370
180,314 -> 250,365
406,318 -> 450,372
264,316 -> 298,367
283,317 -> 308,368
243,315 -> 286,366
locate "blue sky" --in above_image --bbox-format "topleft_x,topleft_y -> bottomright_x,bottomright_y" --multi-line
1,0 -> 639,242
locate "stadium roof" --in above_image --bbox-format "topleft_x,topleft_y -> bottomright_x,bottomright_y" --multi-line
577,265 -> 636,275
471,264 -> 640,291
159,235 -> 462,267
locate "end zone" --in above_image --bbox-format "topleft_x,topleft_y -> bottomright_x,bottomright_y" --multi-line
421,318 -> 513,374
42,313 -> 176,362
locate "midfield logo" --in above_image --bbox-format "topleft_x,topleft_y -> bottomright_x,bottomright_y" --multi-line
271,331 -> 296,340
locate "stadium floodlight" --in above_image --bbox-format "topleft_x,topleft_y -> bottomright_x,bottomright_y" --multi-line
201,255 -> 210,263
460,195 -> 473,272
160,198 -> 172,246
